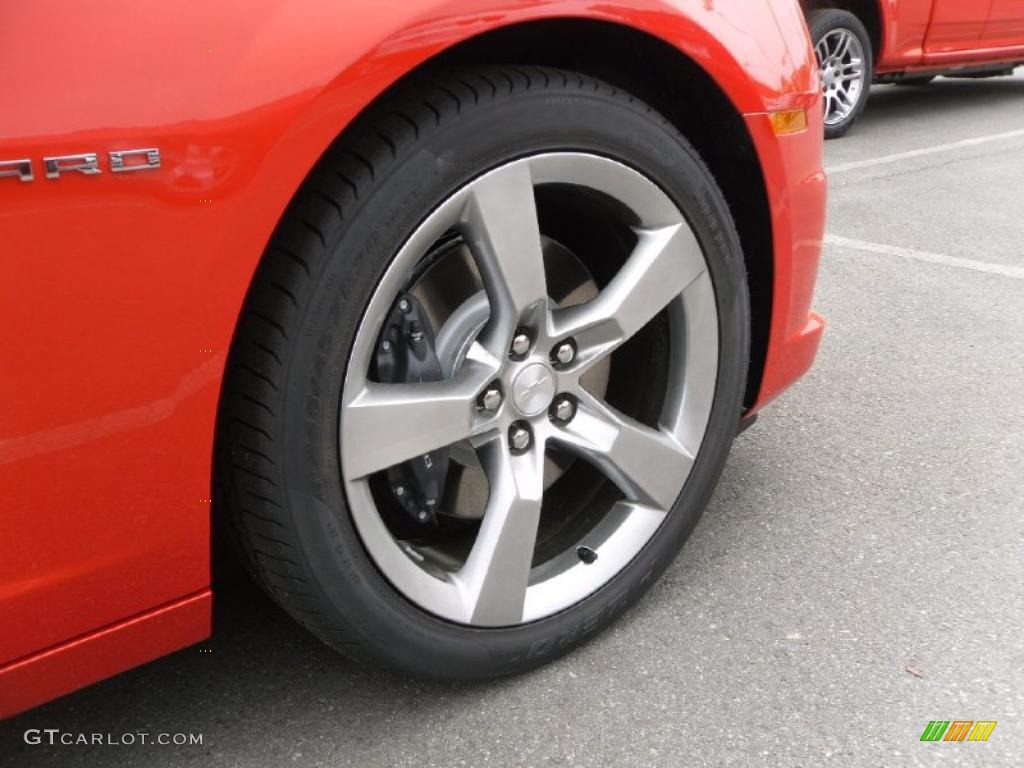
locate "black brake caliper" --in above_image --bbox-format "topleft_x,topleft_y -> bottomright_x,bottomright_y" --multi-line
374,293 -> 450,527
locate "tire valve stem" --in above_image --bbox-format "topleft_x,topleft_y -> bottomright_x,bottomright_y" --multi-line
576,546 -> 598,565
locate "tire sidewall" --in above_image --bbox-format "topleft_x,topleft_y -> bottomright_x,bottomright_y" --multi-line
279,80 -> 750,677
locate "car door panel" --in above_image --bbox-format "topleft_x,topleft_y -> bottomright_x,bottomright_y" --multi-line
924,0 -> 992,52
980,0 -> 1024,48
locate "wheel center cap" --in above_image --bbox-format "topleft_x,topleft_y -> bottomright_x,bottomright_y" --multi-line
511,363 -> 556,417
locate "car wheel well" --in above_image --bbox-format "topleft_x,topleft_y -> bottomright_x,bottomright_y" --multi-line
267,20 -> 773,409
803,0 -> 882,62
423,19 -> 773,408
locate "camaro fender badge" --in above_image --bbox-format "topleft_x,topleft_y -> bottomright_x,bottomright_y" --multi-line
0,148 -> 161,182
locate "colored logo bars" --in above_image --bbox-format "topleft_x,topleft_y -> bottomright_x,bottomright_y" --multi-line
920,721 -> 997,742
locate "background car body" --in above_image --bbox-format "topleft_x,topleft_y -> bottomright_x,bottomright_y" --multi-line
0,0 -> 825,717
810,0 -> 1024,73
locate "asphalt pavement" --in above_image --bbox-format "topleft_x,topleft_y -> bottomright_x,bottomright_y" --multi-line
3,72 -> 1023,767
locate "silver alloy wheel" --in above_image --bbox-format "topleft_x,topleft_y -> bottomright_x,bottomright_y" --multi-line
816,28 -> 866,126
340,152 -> 718,627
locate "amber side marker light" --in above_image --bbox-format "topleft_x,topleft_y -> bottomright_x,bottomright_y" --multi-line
769,109 -> 808,135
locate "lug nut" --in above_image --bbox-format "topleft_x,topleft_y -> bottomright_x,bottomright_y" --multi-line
478,383 -> 503,412
510,330 -> 531,358
550,395 -> 576,424
552,339 -> 576,366
508,422 -> 532,452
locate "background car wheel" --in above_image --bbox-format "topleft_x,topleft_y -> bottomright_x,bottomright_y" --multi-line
809,9 -> 874,139
216,66 -> 750,678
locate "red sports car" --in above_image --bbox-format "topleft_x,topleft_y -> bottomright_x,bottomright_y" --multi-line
0,0 -> 825,717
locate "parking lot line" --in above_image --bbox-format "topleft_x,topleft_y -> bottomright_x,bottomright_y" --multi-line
826,128 -> 1024,175
825,234 -> 1024,280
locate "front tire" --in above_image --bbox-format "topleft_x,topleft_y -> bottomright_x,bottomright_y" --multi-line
809,9 -> 874,139
217,67 -> 750,678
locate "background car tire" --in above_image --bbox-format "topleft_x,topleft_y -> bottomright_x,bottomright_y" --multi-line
809,9 -> 874,139
215,66 -> 750,679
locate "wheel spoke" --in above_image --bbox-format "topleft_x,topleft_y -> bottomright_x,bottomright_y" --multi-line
550,223 -> 705,373
460,161 -> 548,353
551,389 -> 692,511
456,436 -> 545,625
343,356 -> 497,479
835,32 -> 852,60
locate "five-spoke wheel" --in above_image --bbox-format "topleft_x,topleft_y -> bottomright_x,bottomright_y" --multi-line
341,153 -> 718,626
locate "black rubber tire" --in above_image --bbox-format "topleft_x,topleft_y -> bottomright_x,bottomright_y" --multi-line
808,8 -> 874,139
215,66 -> 750,679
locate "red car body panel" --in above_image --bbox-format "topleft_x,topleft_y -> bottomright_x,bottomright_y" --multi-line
982,0 -> 1024,48
874,0 -> 1024,72
0,0 -> 825,717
